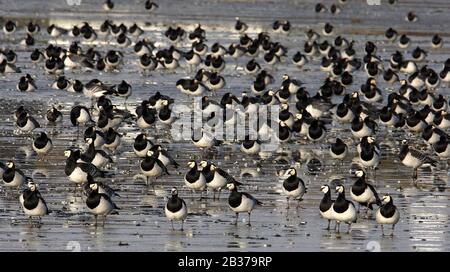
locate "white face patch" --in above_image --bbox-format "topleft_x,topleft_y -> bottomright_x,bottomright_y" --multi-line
188,161 -> 195,168
321,186 -> 329,193
336,186 -> 344,193
227,183 -> 235,190
90,183 -> 98,190
356,170 -> 364,177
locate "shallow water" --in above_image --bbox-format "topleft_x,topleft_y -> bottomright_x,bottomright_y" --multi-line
1,0 -> 450,251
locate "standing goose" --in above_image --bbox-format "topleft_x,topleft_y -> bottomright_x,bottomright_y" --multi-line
140,150 -> 170,186
282,168 -> 307,209
165,187 -> 188,231
330,138 -> 348,160
46,106 -> 63,124
83,126 -> 106,148
70,105 -> 93,132
199,161 -> 241,199
332,185 -> 357,233
319,185 -> 335,230
136,101 -> 157,129
104,128 -> 122,153
399,140 -> 437,180
2,161 -> 26,190
83,138 -> 113,169
32,132 -> 53,158
149,145 -> 179,169
19,178 -> 49,226
240,136 -> 261,155
227,183 -> 262,226
350,170 -> 381,215
376,195 -> 400,236
64,149 -> 105,185
133,133 -> 154,158
83,174 -> 120,198
184,161 -> 206,198
86,183 -> 120,227
16,112 -> 40,132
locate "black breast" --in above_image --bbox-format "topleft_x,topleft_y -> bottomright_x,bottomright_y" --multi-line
2,168 -> 15,183
320,192 -> 333,212
283,175 -> 299,192
23,190 -> 39,210
166,196 -> 183,213
351,178 -> 367,196
228,191 -> 242,208
380,203 -> 397,218
141,157 -> 156,171
202,166 -> 214,183
185,167 -> 200,183
86,192 -> 101,209
333,193 -> 350,213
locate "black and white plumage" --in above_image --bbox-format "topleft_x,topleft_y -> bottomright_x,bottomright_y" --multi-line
103,128 -> 122,152
351,117 -> 376,139
64,149 -> 105,184
46,106 -> 63,123
136,101 -> 157,129
358,136 -> 380,170
140,150 -> 170,186
399,140 -> 437,180
16,112 -> 40,132
205,162 -> 240,194
282,168 -> 307,208
320,185 -> 335,230
307,120 -> 326,142
227,183 -> 262,226
16,75 -> 36,92
84,126 -> 106,148
432,136 -> 450,159
133,133 -> 154,157
19,178 -> 49,225
330,138 -> 348,160
70,105 -> 92,127
83,174 -> 120,198
83,138 -> 113,168
2,161 -> 26,189
350,170 -> 381,213
191,128 -> 220,149
32,132 -> 53,157
184,161 -> 206,195
86,183 -> 120,227
150,145 -> 179,169
376,195 -> 400,236
165,187 -> 188,231
332,185 -> 357,233
240,136 -> 261,155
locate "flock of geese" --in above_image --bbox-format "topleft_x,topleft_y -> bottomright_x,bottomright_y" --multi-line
0,0 -> 448,237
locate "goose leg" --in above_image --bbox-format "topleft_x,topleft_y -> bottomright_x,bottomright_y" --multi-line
326,220 -> 330,230
247,212 -> 251,226
102,215 -> 106,227
381,224 -> 385,236
286,197 -> 290,210
234,212 -> 239,225
171,220 -> 174,231
391,224 -> 395,237
181,221 -> 184,231
336,222 -> 340,233
94,215 -> 98,227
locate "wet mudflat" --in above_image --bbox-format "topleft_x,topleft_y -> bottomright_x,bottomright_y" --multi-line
1,0 -> 450,251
